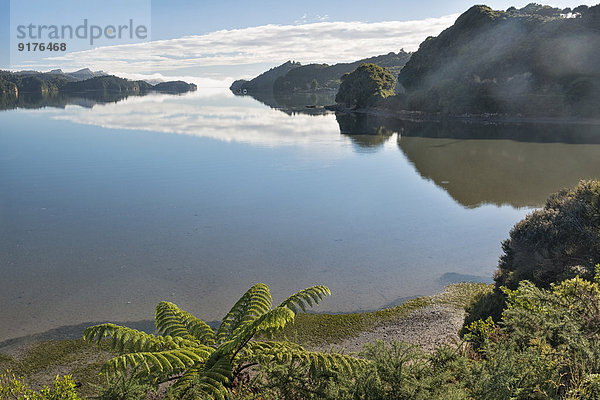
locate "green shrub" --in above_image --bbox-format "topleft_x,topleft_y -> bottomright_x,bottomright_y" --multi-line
465,339 -> 559,399
465,276 -> 600,398
335,63 -> 396,108
464,180 -> 600,329
461,290 -> 506,336
93,370 -> 154,400
496,180 -> 600,290
0,372 -> 81,400
247,340 -> 470,400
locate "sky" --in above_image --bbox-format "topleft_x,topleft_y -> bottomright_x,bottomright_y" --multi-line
1,0 -> 598,86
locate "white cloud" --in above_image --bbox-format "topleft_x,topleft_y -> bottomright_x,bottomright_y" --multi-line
16,15 -> 458,79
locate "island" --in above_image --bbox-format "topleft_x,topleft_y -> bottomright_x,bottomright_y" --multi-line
0,69 -> 197,110
0,69 -> 197,96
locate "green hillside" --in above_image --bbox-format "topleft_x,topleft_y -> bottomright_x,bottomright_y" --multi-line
273,51 -> 411,93
396,4 -> 600,117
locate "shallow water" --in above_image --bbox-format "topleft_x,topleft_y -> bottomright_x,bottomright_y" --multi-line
1,89 -> 599,341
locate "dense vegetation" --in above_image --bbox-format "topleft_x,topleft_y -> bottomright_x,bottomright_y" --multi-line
0,71 -> 197,112
335,63 -> 396,108
230,51 -> 410,95
393,4 -> 600,116
273,51 -> 411,93
0,373 -> 81,399
496,180 -> 600,290
464,180 -> 600,326
0,71 -> 197,97
230,61 -> 301,93
241,274 -> 600,399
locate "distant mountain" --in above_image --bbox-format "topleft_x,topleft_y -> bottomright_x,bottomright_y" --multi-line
230,61 -> 301,93
15,68 -> 107,81
273,51 -> 411,93
67,68 -> 107,81
395,4 -> 600,117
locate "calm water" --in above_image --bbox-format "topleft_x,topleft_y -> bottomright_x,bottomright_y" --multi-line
1,88 -> 599,341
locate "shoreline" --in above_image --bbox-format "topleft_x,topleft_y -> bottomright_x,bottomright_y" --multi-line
0,283 -> 490,354
325,104 -> 600,126
0,282 -> 490,396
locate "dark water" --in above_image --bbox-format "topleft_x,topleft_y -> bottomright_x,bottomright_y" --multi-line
1,89 -> 599,341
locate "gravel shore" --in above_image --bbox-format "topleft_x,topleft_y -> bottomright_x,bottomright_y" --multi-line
316,303 -> 465,354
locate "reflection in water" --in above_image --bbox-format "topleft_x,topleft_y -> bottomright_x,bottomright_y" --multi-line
398,136 -> 600,208
53,90 -> 347,151
336,113 -> 600,208
235,90 -> 336,116
0,91 -> 153,112
336,113 -> 397,151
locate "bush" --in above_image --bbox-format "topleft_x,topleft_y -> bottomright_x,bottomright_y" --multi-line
247,340 -> 472,400
495,180 -> 600,290
461,290 -> 506,335
465,338 -> 559,399
464,276 -> 600,398
335,63 -> 396,108
0,373 -> 81,400
93,370 -> 154,400
465,180 -> 600,329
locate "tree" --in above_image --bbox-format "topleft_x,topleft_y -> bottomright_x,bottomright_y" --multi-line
335,63 -> 396,108
83,283 -> 363,399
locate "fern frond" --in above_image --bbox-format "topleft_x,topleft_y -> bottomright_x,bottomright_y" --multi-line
219,307 -> 295,356
171,356 -> 233,400
216,283 -> 272,343
243,340 -> 366,375
279,285 -> 331,313
83,323 -> 198,353
155,301 -> 216,345
102,347 -> 212,378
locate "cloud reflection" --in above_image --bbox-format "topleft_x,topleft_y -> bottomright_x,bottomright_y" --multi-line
53,91 -> 355,152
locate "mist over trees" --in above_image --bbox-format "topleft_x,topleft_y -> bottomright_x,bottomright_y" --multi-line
273,51 -> 411,94
230,52 -> 410,95
395,4 -> 600,117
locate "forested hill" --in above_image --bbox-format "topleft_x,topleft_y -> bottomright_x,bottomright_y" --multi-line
273,51 -> 411,93
397,3 -> 600,117
230,61 -> 301,93
0,71 -> 197,96
230,51 -> 411,94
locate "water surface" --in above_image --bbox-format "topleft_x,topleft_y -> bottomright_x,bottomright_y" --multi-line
1,89 -> 599,341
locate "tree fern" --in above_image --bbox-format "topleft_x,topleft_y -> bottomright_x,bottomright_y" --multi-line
102,347 -> 212,377
83,283 -> 364,398
243,341 -> 366,375
172,356 -> 233,400
216,283 -> 272,344
155,301 -> 216,345
279,285 -> 331,313
83,324 -> 200,353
